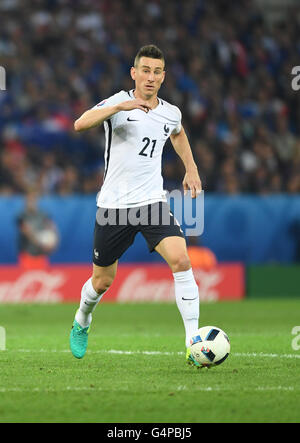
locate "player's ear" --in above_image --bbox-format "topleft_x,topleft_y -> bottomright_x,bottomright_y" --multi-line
130,66 -> 136,81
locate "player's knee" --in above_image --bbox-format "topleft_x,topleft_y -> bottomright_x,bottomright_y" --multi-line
171,254 -> 191,273
92,275 -> 114,294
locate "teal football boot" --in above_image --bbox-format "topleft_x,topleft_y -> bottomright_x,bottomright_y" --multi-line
70,318 -> 90,359
186,347 -> 201,367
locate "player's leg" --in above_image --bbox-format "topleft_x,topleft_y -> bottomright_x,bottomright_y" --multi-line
154,236 -> 190,272
154,236 -> 200,348
70,261 -> 118,359
75,261 -> 118,328
70,206 -> 137,359
75,206 -> 135,328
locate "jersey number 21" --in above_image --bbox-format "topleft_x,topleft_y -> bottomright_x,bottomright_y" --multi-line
139,137 -> 157,158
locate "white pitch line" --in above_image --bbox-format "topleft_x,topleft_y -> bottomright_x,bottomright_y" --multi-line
176,385 -> 296,392
233,352 -> 300,359
0,385 -> 296,394
4,349 -> 300,359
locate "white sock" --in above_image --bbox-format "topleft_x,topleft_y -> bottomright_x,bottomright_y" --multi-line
75,278 -> 106,328
173,268 -> 200,347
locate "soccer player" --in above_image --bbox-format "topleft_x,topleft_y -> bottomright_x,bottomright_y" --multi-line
70,45 -> 202,366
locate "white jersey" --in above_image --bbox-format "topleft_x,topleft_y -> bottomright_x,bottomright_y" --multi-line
92,89 -> 182,208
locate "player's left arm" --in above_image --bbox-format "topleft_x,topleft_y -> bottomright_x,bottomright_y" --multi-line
170,126 -> 202,198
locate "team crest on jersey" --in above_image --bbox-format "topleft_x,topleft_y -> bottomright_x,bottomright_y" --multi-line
96,99 -> 107,107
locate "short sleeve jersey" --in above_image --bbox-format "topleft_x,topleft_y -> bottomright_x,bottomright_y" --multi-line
92,89 -> 182,208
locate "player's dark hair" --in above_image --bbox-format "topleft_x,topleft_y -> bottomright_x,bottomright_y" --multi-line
134,45 -> 165,68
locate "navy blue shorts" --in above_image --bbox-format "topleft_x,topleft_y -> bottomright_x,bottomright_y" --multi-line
93,202 -> 184,267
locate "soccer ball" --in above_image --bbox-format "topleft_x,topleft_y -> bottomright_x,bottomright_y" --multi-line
190,326 -> 230,368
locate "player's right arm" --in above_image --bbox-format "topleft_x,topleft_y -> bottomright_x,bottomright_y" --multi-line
74,99 -> 151,132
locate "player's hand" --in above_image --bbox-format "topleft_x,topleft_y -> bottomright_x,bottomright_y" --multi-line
183,168 -> 202,198
117,99 -> 152,113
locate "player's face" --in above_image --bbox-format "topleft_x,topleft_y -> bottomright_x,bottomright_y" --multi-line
131,57 -> 165,98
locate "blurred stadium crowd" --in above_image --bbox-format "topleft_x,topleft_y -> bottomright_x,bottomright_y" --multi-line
1,0 -> 300,195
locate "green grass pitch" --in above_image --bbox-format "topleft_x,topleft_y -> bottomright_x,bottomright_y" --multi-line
0,298 -> 300,423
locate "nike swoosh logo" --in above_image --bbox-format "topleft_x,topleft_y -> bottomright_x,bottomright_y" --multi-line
127,117 -> 139,122
182,296 -> 198,301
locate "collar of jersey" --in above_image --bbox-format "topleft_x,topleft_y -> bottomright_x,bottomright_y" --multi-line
128,89 -> 161,110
